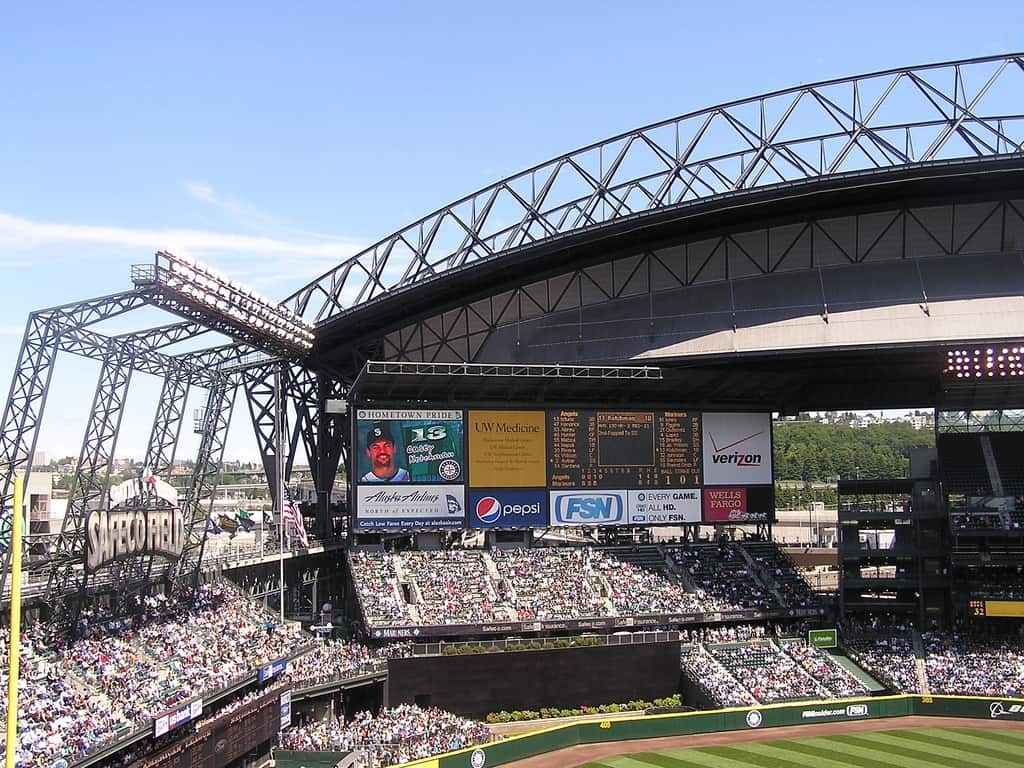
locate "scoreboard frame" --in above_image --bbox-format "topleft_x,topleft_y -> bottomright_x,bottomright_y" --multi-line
350,405 -> 775,531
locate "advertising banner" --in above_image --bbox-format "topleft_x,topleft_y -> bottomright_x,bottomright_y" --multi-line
549,490 -> 628,527
154,697 -> 203,738
468,490 -> 548,528
702,486 -> 773,523
258,658 -> 288,683
627,489 -> 701,525
701,412 -> 773,485
279,690 -> 291,731
468,410 -> 546,487
808,628 -> 838,648
355,409 -> 464,484
355,485 -> 465,530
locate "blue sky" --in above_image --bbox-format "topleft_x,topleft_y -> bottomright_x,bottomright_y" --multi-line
1,1 -> 1020,462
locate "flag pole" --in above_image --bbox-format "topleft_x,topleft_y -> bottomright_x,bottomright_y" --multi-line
275,364 -> 285,623
5,476 -> 24,768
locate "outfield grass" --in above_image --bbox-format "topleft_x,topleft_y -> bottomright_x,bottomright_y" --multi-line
576,727 -> 1024,767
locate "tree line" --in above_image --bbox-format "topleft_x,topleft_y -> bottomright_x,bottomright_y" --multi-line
773,420 -> 933,482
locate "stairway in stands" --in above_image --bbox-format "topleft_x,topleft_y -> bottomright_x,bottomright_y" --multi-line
980,434 -> 1005,496
599,544 -> 670,574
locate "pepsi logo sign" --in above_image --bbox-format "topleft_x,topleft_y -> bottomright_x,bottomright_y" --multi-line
476,496 -> 503,524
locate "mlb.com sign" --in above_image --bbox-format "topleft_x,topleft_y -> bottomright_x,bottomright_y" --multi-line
550,491 -> 626,526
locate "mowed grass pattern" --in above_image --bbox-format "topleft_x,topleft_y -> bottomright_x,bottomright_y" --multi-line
576,727 -> 1024,767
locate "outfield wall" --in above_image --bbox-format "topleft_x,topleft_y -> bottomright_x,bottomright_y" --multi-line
396,694 -> 1024,768
387,640 -> 680,718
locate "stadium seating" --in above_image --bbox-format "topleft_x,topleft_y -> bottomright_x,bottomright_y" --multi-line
0,585 -> 309,768
666,543 -> 772,610
842,618 -> 922,694
278,704 -> 490,766
348,544 -> 822,630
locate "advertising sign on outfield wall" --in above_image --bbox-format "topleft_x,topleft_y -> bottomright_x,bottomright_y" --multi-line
701,412 -> 773,485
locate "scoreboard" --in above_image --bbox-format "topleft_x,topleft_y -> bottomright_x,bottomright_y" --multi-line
548,410 -> 702,488
970,599 -> 1024,618
353,407 -> 773,530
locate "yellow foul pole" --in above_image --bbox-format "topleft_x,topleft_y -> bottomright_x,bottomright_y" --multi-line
4,476 -> 23,768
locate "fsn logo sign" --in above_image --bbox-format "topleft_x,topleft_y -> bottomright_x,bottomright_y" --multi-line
551,492 -> 625,525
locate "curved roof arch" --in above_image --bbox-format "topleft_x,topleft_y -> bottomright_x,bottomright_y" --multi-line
287,53 -> 1024,325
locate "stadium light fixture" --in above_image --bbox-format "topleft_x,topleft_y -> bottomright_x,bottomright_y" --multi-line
131,251 -> 315,357
944,347 -> 1024,379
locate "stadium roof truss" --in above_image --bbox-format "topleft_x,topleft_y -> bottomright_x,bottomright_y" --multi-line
0,288 -> 304,619
286,53 -> 1024,326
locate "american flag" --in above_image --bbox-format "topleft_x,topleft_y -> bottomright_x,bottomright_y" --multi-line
282,484 -> 309,548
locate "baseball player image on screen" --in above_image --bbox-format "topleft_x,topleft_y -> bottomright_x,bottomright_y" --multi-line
361,422 -> 411,483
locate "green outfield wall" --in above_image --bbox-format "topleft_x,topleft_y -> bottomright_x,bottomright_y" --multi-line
390,694 -> 1024,768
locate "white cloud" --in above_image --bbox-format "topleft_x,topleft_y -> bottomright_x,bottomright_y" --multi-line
0,210 -> 361,259
0,210 -> 367,290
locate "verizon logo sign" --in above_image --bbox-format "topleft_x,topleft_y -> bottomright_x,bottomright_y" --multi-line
703,413 -> 772,484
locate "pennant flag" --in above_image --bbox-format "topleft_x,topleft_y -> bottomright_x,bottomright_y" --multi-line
282,485 -> 308,548
218,514 -> 239,538
142,465 -> 158,494
206,516 -> 222,535
236,508 -> 255,532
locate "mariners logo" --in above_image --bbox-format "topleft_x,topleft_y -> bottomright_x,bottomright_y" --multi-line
745,709 -> 763,728
439,458 -> 461,481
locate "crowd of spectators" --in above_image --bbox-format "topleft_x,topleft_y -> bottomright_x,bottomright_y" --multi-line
667,544 -> 770,611
922,629 -> 1024,697
350,551 -> 410,625
492,547 -> 603,620
679,644 -> 756,707
712,641 -> 826,703
62,586 -> 306,724
403,550 -> 500,625
0,585 -> 309,768
742,541 -> 819,609
278,705 -> 491,767
842,616 -> 921,694
779,639 -> 870,698
680,627 -> 868,707
282,640 -> 413,688
349,543 -> 821,629
590,549 -> 708,614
